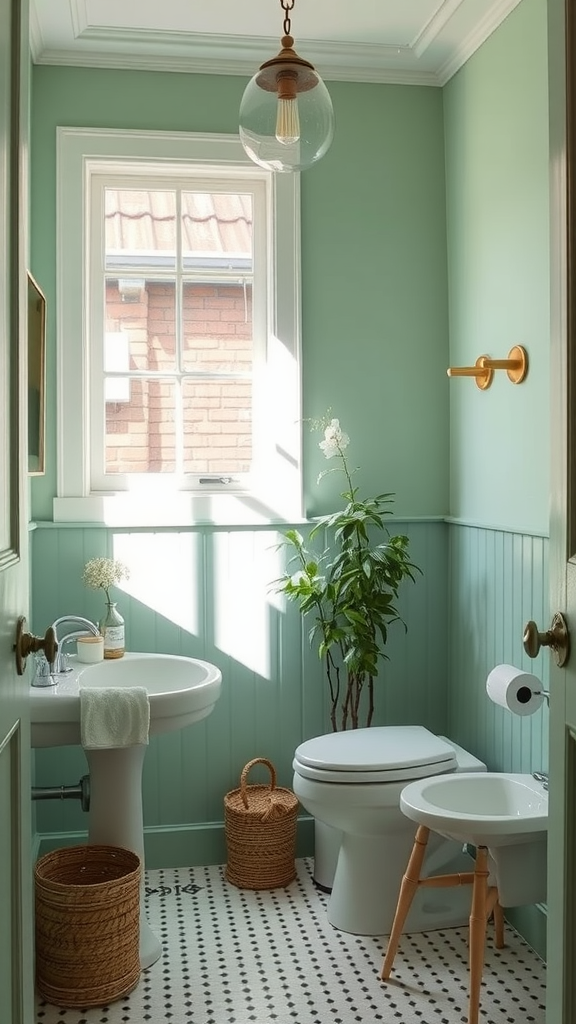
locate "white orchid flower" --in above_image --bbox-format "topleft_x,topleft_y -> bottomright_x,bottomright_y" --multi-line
319,418 -> 350,460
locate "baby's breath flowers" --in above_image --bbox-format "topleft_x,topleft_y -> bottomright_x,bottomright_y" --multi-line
82,558 -> 130,603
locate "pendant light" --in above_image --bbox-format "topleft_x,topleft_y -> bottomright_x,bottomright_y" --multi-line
239,0 -> 335,173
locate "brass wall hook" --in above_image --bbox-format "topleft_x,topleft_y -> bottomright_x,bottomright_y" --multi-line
447,346 -> 528,390
447,355 -> 493,390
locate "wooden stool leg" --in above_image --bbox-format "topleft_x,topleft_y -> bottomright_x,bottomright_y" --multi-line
468,846 -> 490,1024
493,900 -> 505,949
381,825 -> 430,980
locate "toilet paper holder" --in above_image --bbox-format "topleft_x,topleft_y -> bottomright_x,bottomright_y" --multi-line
486,664 -> 549,713
523,612 -> 570,668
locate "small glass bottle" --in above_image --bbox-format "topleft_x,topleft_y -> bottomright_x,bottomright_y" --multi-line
99,601 -> 125,659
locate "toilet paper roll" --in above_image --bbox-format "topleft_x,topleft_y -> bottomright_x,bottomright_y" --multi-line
486,664 -> 544,716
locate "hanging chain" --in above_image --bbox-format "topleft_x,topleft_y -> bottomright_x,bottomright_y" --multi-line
280,0 -> 295,37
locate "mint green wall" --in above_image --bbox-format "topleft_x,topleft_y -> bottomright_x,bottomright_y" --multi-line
444,0 -> 549,535
444,0 -> 549,772
444,0 -> 549,957
30,68 -> 449,522
300,84 -> 449,519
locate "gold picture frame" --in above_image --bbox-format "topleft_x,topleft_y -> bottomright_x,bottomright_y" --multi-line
27,271 -> 46,475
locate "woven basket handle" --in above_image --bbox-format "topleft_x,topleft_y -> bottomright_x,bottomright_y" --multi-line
240,757 -> 277,808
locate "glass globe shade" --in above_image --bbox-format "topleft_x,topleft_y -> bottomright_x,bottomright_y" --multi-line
239,68 -> 334,173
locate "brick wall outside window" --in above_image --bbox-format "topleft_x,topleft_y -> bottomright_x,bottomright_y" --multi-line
105,279 -> 253,474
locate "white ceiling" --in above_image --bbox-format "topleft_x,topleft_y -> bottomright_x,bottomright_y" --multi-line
30,0 -> 523,87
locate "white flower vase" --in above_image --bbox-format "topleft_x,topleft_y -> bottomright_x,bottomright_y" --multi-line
99,601 -> 125,659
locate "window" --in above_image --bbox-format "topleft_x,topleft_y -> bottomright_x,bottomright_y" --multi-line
93,181 -> 259,485
55,129 -> 302,526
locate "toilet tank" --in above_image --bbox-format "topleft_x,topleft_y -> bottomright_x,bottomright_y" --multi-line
437,736 -> 487,773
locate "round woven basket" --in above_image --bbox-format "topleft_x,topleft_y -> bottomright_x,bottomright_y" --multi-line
224,757 -> 298,890
35,844 -> 141,1008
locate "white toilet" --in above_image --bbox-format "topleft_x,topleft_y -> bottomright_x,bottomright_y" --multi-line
293,725 -> 486,936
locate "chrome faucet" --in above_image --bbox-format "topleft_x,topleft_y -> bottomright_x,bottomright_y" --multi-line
50,616 -> 101,673
32,653 -> 57,687
532,771 -> 549,791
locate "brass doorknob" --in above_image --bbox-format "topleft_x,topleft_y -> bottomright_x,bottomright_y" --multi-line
14,616 -> 58,676
523,612 -> 570,667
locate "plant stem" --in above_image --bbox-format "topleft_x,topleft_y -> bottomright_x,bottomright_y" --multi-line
367,675 -> 374,727
326,654 -> 340,732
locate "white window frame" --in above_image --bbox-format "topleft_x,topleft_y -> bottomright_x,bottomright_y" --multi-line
89,169 -> 267,494
55,128 -> 302,526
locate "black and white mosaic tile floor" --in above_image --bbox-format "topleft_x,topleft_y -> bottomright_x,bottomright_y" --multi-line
36,859 -> 546,1024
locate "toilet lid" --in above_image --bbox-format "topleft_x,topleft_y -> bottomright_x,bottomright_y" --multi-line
293,726 -> 457,783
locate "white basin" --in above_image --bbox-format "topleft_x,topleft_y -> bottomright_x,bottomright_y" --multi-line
31,651 -> 223,969
400,771 -> 548,848
30,652 -> 222,747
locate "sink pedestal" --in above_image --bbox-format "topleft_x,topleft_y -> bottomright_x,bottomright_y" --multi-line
86,746 -> 162,969
30,651 -> 223,969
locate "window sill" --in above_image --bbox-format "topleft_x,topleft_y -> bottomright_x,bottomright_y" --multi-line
52,494 -> 306,530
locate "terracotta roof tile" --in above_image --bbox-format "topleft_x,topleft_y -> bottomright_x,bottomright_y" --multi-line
105,189 -> 252,257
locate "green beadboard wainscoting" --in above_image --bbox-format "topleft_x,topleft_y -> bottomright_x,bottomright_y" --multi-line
31,518 -> 449,864
448,522 -> 549,959
448,524 -> 549,774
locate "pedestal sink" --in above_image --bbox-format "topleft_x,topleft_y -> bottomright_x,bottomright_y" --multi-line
399,771 -> 548,847
399,771 -> 548,907
30,653 -> 222,968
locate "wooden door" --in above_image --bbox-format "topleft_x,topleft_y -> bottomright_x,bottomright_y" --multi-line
0,0 -> 34,1020
547,0 -> 576,1020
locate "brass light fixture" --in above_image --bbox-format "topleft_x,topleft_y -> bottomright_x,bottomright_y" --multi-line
239,0 -> 335,172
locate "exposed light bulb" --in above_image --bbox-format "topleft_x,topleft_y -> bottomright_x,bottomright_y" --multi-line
275,70 -> 300,145
276,98 -> 300,145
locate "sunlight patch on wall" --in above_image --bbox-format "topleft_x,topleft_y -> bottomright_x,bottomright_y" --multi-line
113,532 -> 199,634
258,333 -> 302,519
212,531 -> 275,678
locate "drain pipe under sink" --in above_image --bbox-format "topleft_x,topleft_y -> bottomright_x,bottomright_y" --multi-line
32,774 -> 90,812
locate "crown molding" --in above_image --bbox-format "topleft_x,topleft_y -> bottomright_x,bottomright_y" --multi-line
32,36 -> 442,87
30,0 -> 522,88
29,0 -> 45,61
413,0 -> 466,57
436,0 -> 523,86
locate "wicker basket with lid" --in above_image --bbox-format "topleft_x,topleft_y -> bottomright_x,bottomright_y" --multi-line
224,757 -> 299,889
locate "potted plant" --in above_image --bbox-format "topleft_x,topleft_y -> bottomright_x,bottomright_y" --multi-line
274,417 -> 420,731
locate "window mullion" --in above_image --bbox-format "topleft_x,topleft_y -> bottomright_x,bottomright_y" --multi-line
175,188 -> 184,476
